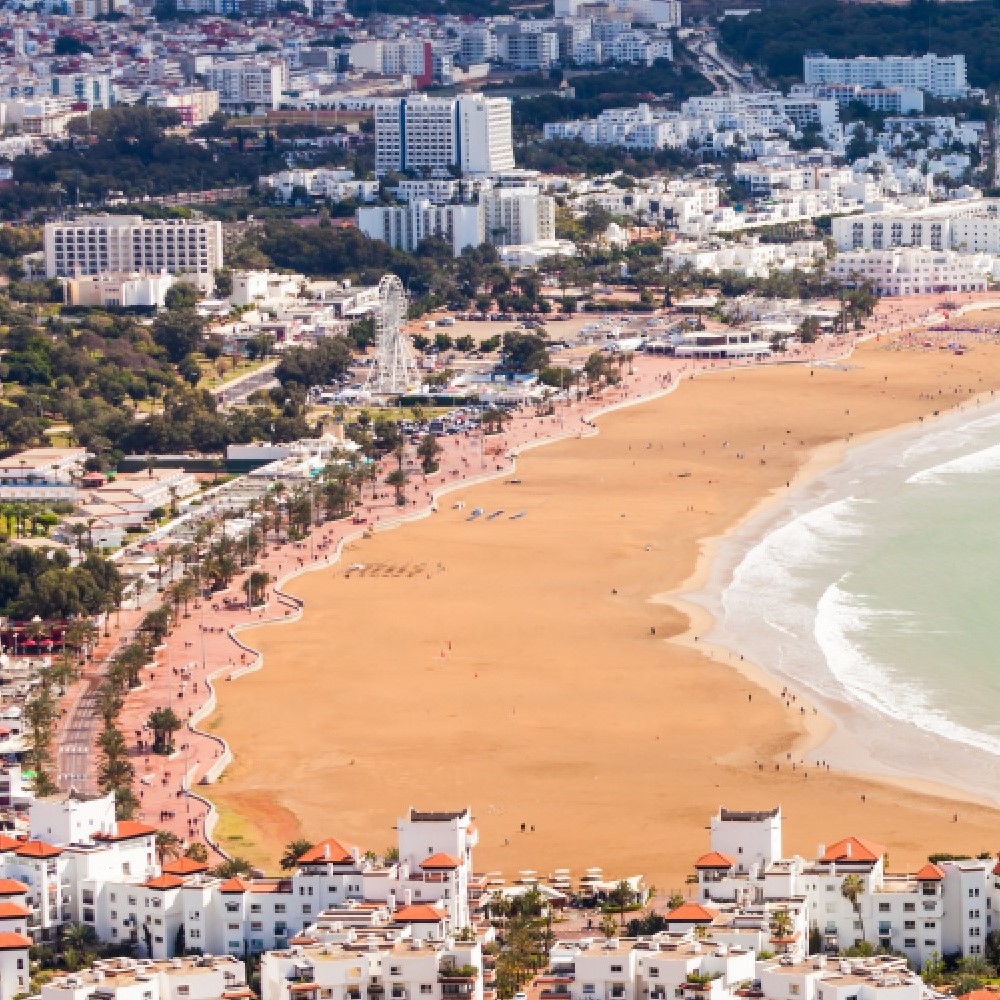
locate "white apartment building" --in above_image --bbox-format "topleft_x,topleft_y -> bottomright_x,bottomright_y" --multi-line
482,187 -> 555,246
0,793 -> 479,962
458,97 -> 516,176
499,30 -> 560,70
260,169 -> 379,204
690,806 -> 1000,971
826,248 -> 991,295
831,198 -> 1000,255
803,53 -> 969,99
231,270 -> 305,307
259,935 -> 485,1000
374,95 -> 514,176
61,272 -> 176,310
205,58 -> 287,113
37,954 -> 249,1000
48,72 -> 113,110
357,201 -> 484,257
43,216 -> 224,293
350,40 -> 433,86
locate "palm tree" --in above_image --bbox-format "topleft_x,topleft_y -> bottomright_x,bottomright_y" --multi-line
147,706 -> 182,754
385,468 -> 409,506
59,921 -> 98,957
841,873 -> 865,942
244,570 -> 271,608
155,830 -> 183,866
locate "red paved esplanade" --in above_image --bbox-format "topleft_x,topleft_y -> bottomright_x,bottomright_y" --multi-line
50,293 -> 989,861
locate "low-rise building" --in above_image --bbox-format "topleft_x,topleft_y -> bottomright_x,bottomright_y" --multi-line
826,247 -> 991,295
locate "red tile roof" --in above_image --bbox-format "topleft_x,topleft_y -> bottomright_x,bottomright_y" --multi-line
694,852 -> 734,870
0,932 -> 31,950
220,877 -> 250,894
393,904 -> 447,923
820,837 -> 884,864
0,837 -> 20,853
420,852 -> 460,869
915,863 -> 945,881
143,874 -> 185,890
664,903 -> 718,923
297,838 -> 355,865
14,840 -> 61,859
163,857 -> 209,875
0,902 -> 29,919
0,880 -> 28,896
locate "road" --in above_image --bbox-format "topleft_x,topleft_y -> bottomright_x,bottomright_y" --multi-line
57,680 -> 102,794
214,361 -> 279,408
685,30 -> 754,94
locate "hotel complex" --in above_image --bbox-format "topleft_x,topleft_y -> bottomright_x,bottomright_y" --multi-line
0,792 -> 998,994
42,217 -> 225,292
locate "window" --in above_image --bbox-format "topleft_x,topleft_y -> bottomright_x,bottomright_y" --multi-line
878,903 -> 890,913
649,969 -> 659,978
178,988 -> 190,996
611,966 -> 623,974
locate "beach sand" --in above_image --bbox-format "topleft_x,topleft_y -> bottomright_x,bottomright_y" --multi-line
206,338 -> 1000,891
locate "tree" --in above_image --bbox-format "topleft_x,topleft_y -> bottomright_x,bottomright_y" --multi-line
213,856 -> 254,878
609,880 -> 633,930
185,842 -> 210,863
147,706 -> 182,754
841,873 -> 865,942
417,433 -> 442,474
599,912 -> 619,938
243,570 -> 271,608
164,282 -> 200,311
385,468 -> 409,506
152,310 -> 206,364
280,839 -> 315,870
23,677 -> 58,796
156,830 -> 183,866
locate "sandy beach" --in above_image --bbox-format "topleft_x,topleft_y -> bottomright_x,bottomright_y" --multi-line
204,326 -> 1000,892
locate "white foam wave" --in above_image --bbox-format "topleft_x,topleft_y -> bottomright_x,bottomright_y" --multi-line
907,441 -> 1000,485
897,408 -> 1000,467
721,499 -> 872,700
815,582 -> 1000,759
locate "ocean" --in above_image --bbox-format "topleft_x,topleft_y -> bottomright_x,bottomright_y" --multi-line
699,396 -> 1000,796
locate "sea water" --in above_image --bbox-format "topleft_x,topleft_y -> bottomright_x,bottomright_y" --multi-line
715,402 -> 1000,779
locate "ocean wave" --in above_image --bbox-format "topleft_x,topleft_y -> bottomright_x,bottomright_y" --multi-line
897,408 -> 1000,469
907,441 -> 1000,485
815,582 -> 1000,759
720,499 -> 872,699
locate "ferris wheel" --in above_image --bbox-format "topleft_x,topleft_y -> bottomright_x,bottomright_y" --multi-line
368,274 -> 419,396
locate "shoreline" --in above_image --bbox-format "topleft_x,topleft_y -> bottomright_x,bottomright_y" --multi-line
675,382 -> 1000,814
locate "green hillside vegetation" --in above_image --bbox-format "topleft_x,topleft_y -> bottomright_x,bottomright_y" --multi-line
719,0 -> 1000,88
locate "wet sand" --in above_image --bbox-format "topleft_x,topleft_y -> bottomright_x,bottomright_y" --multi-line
206,337 -> 1000,890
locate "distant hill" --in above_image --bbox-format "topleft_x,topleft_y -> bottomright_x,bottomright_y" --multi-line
718,0 -> 1000,89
